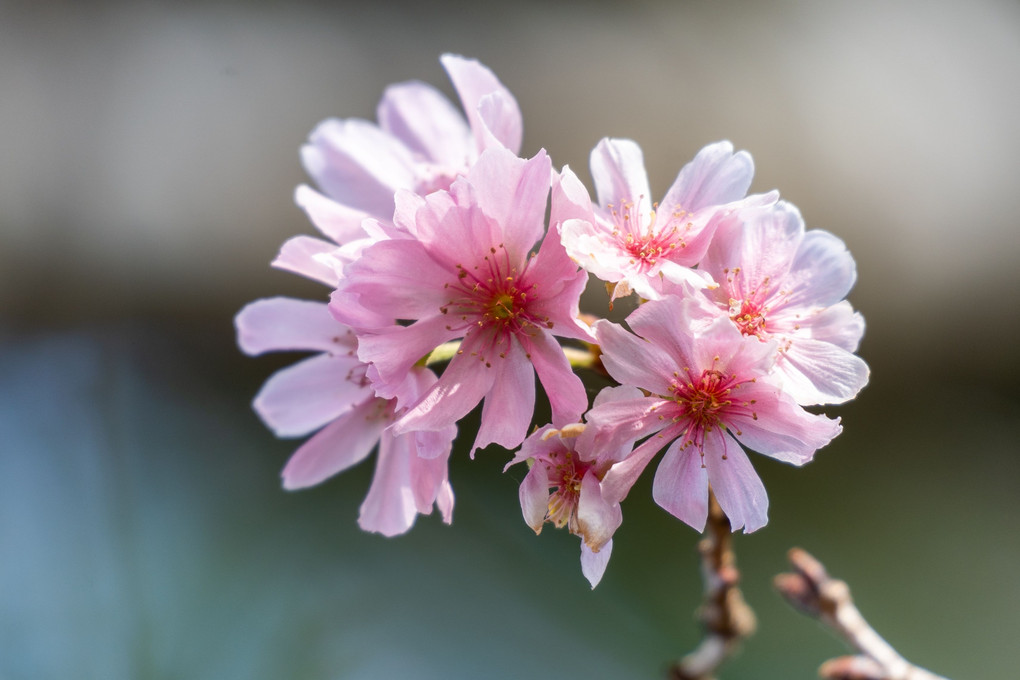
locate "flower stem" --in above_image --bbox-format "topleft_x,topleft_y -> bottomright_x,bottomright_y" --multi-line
669,489 -> 757,680
775,548 -> 951,680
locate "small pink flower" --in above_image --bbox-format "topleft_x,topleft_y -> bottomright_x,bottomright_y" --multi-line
332,148 -> 593,453
581,295 -> 841,533
506,416 -> 632,588
235,296 -> 455,536
559,138 -> 776,302
695,200 -> 869,405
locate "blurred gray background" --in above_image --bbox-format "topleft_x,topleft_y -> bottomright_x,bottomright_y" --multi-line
2,1 -> 1018,678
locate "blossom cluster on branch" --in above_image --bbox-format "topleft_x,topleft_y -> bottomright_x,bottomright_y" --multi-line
236,55 -> 869,588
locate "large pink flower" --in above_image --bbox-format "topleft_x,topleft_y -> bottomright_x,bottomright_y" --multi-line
235,296 -> 455,536
581,295 -> 842,533
559,138 -> 776,302
695,200 -> 869,405
332,148 -> 593,453
289,53 -> 523,263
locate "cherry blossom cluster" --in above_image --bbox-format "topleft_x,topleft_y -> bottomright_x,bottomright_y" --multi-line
236,55 -> 869,587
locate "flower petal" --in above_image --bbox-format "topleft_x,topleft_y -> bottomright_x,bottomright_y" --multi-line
294,184 -> 371,245
777,337 -> 870,405
302,118 -> 417,218
271,235 -> 341,287
660,141 -> 754,212
473,338 -> 535,451
519,464 -> 551,533
580,538 -> 613,589
465,148 -> 551,256
785,228 -> 858,309
703,433 -> 768,533
477,90 -> 523,155
730,382 -> 842,465
236,297 -> 355,356
377,80 -> 471,169
576,469 -> 622,552
253,353 -> 370,437
357,424 -> 453,537
280,395 -> 387,489
594,318 -> 678,396
652,438 -> 710,532
392,332 -> 497,436
353,315 -> 459,400
523,331 -> 588,427
805,301 -> 866,353
590,138 -> 652,221
441,54 -> 522,154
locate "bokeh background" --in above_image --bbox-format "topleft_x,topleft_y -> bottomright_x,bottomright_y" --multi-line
2,1 -> 1019,678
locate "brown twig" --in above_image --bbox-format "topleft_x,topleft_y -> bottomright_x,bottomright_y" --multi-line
669,491 -> 757,680
774,548 -> 951,680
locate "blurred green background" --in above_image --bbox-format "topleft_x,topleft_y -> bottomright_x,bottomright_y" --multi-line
2,1 -> 1018,678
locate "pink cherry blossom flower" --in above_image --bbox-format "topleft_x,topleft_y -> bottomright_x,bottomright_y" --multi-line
695,200 -> 869,405
291,54 -> 523,260
235,296 -> 455,536
505,410 -> 633,588
332,147 -> 593,453
559,138 -> 777,302
581,295 -> 842,533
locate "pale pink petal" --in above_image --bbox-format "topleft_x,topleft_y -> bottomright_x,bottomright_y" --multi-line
235,297 -> 355,356
280,396 -> 386,489
410,440 -> 454,517
301,118 -> 416,218
785,229 -> 858,309
477,91 -> 523,154
358,428 -> 420,537
441,53 -> 523,153
576,469 -> 622,552
777,337 -> 870,405
294,184 -> 371,245
558,217 -> 631,283
466,148 -> 551,256
703,433 -> 768,533
271,235 -> 341,287
652,438 -> 711,531
377,80 -> 471,168
599,422 -> 674,503
473,339 -> 535,451
660,141 -> 754,212
590,138 -> 652,221
527,229 -> 596,344
580,539 -> 613,589
354,315 -> 460,400
522,331 -> 588,427
806,301 -> 865,353
594,319 -> 676,396
581,396 -> 672,458
392,332 -> 497,435
591,384 -> 645,410
550,165 -> 595,226
333,239 -> 451,323
435,477 -> 455,525
410,185 -> 502,270
655,260 -> 717,291
519,464 -> 551,533
730,383 -> 842,465
253,353 -> 370,437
